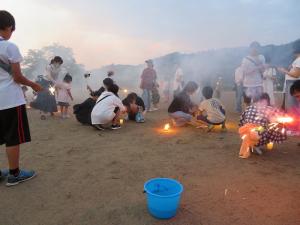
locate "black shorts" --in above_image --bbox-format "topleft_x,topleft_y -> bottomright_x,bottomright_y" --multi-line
0,105 -> 31,147
57,102 -> 70,107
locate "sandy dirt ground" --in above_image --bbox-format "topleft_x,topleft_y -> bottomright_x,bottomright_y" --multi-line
0,92 -> 300,225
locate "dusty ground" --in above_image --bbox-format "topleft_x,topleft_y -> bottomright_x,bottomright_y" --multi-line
0,92 -> 300,225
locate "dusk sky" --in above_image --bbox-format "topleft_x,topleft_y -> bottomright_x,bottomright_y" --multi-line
2,0 -> 300,69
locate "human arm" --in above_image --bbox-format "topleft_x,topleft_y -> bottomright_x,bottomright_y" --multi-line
67,89 -> 74,101
277,67 -> 300,78
11,63 -> 42,92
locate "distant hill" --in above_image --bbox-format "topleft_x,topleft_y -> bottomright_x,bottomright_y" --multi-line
89,39 -> 299,92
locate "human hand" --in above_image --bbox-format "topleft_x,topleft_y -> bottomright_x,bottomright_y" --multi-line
31,83 -> 43,92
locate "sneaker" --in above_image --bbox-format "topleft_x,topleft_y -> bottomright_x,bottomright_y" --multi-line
0,169 -> 9,181
6,170 -> 36,187
94,124 -> 105,131
111,124 -> 121,130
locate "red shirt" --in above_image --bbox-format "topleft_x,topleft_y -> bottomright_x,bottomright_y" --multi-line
140,68 -> 157,90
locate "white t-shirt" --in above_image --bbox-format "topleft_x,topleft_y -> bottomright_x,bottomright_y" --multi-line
0,37 -> 26,110
199,98 -> 225,124
56,82 -> 72,103
234,67 -> 244,85
285,57 -> 300,81
91,91 -> 126,125
241,55 -> 265,87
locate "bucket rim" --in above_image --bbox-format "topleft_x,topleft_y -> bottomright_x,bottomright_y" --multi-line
144,177 -> 184,198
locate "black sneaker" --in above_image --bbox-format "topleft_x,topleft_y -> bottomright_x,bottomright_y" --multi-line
94,124 -> 105,131
111,124 -> 121,130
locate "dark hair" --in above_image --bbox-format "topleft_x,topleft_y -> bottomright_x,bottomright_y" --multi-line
51,56 -> 63,65
126,92 -> 138,103
243,94 -> 251,105
0,10 -> 15,31
103,78 -> 114,88
202,86 -> 213,99
183,81 -> 198,94
91,89 -> 102,97
63,73 -> 72,83
108,84 -> 119,96
290,80 -> 300,96
107,71 -> 114,77
254,92 -> 271,106
293,39 -> 300,55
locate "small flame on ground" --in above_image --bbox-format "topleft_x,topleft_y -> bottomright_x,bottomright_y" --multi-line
164,123 -> 170,131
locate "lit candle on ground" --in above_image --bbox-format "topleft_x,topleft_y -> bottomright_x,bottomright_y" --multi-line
164,123 -> 170,131
267,142 -> 274,150
120,119 -> 124,125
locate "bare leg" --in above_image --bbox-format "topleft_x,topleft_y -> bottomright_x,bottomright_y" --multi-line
65,106 -> 69,118
6,145 -> 20,170
60,106 -> 64,118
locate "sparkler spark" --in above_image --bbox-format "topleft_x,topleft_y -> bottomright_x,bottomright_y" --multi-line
276,116 -> 294,124
49,86 -> 55,95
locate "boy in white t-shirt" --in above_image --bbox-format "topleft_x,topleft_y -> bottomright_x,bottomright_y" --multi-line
0,11 -> 43,186
197,86 -> 226,132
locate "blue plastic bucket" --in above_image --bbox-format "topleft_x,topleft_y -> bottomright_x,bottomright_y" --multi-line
144,178 -> 184,219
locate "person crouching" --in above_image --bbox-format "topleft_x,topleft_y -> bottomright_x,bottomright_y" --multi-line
91,84 -> 126,130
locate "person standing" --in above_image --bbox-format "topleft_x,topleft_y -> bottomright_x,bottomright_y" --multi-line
241,41 -> 265,103
234,66 -> 244,113
140,59 -> 157,111
0,10 -> 43,186
173,64 -> 184,97
263,57 -> 276,105
277,39 -> 300,112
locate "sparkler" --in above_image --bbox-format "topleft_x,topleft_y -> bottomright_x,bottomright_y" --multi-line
49,86 -> 55,95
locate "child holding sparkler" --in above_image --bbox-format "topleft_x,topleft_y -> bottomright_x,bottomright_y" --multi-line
0,10 -> 43,186
197,86 -> 226,132
239,93 -> 287,157
30,75 -> 57,120
56,73 -> 73,119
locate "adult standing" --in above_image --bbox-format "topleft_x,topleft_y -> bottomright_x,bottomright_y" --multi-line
277,39 -> 300,112
234,66 -> 244,113
173,63 -> 184,97
241,42 -> 265,103
140,59 -> 157,111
